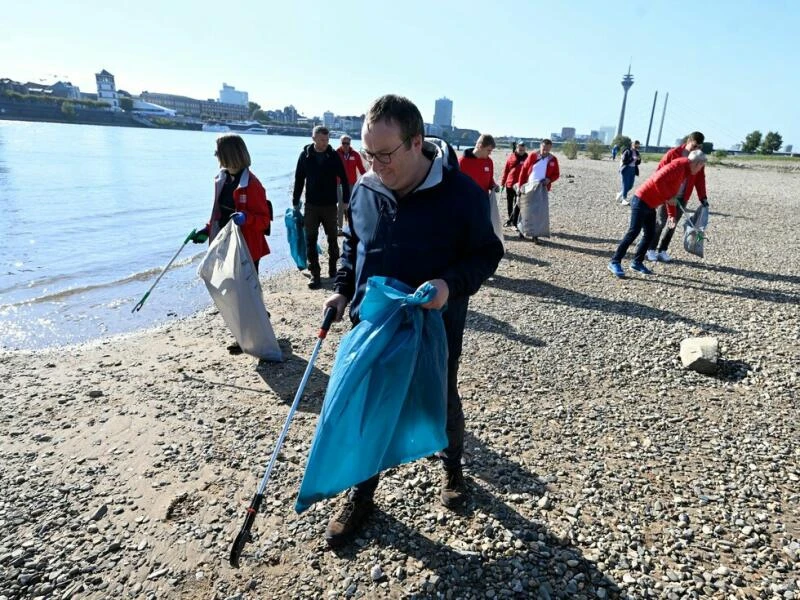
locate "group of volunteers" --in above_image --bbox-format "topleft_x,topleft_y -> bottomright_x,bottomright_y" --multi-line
186,94 -> 710,548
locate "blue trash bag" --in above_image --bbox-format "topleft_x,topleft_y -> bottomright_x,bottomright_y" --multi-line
285,207 -> 308,270
295,276 -> 449,513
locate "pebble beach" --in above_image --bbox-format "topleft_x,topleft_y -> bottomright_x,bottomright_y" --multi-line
1,154 -> 798,599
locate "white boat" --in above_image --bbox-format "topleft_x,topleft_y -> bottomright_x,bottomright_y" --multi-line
202,123 -> 231,133
243,126 -> 269,135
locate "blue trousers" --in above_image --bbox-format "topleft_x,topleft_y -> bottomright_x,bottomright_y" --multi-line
611,196 -> 656,264
619,166 -> 636,199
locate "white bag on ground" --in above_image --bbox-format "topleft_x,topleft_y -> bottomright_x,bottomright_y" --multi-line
197,221 -> 282,361
487,189 -> 505,251
683,204 -> 709,258
517,182 -> 550,238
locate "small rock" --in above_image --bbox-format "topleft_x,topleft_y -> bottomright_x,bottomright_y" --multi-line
679,337 -> 719,374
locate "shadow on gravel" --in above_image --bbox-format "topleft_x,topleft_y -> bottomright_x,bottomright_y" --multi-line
680,259 -> 800,286
658,272 -> 800,305
180,373 -> 265,395
552,232 -> 619,245
466,309 -> 546,347
708,211 -> 752,220
501,250 -> 550,267
486,274 -> 734,334
332,434 -> 624,598
255,339 -> 329,413
717,359 -> 752,383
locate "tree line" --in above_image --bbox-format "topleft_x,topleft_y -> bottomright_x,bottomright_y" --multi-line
741,130 -> 785,154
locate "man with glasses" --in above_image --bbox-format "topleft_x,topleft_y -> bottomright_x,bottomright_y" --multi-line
320,94 -> 504,548
335,135 -> 366,236
293,126 -> 351,289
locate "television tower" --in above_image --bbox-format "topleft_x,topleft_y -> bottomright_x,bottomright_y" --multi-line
616,65 -> 634,137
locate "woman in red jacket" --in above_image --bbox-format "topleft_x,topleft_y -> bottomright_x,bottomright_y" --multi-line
192,134 -> 273,353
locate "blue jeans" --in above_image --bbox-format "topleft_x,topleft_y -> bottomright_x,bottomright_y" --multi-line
611,196 -> 656,264
619,165 -> 636,198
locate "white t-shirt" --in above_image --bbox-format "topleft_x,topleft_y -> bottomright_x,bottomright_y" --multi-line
532,155 -> 550,182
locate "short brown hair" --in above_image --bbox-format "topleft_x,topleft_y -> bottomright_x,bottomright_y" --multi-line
476,134 -> 496,149
686,131 -> 705,145
364,94 -> 424,149
215,134 -> 251,172
542,138 -> 553,146
313,125 -> 329,136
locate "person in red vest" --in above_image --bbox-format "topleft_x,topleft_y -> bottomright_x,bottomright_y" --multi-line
514,139 -> 560,241
458,134 -> 498,192
336,135 -> 366,235
608,150 -> 707,278
647,131 -> 709,262
500,141 -> 528,225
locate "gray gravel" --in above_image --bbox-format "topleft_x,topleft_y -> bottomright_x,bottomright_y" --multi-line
1,155 -> 798,599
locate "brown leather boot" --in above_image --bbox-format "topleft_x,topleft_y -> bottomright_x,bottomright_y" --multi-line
325,495 -> 374,548
440,466 -> 467,509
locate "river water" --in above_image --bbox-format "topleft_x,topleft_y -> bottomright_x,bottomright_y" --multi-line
0,121 -> 341,350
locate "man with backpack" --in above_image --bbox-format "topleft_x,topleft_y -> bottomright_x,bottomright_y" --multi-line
616,140 -> 642,205
293,126 -> 351,289
320,94 -> 503,548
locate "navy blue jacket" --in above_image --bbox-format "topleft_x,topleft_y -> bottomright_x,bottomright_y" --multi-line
293,143 -> 350,207
335,143 -> 504,334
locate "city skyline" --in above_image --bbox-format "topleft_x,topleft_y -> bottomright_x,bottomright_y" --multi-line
2,0 -> 798,148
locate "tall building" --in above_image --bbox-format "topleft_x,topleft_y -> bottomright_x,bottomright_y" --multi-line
599,126 -> 616,144
283,105 -> 298,124
219,83 -> 248,106
617,65 -> 634,136
433,97 -> 453,129
561,127 -> 576,140
95,69 -> 120,111
590,130 -> 600,140
323,111 -> 335,129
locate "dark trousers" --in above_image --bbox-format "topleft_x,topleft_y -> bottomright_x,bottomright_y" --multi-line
505,186 -> 517,220
304,204 -> 339,278
649,202 -> 684,252
351,300 -> 468,501
619,165 -> 636,199
611,196 -> 656,264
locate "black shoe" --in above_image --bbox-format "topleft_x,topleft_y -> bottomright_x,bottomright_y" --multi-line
440,466 -> 467,509
307,278 -> 321,290
227,342 -> 243,355
325,495 -> 374,548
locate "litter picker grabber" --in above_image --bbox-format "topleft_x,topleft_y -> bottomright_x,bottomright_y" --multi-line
229,306 -> 337,568
131,229 -> 196,313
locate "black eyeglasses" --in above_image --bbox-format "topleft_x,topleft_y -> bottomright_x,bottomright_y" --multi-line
341,141 -> 351,146
363,137 -> 410,165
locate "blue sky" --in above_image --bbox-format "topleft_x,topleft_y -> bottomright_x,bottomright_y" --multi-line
3,0 -> 798,149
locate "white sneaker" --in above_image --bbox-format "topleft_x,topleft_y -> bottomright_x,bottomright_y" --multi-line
615,191 -> 624,201
657,251 -> 672,262
645,249 -> 658,262
620,198 -> 630,206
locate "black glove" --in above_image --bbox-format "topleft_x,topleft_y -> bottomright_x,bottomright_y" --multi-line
700,198 -> 709,208
191,228 -> 209,244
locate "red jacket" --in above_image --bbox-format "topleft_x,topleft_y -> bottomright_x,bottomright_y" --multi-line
500,152 -> 528,187
658,144 -> 707,202
458,149 -> 495,191
208,168 -> 272,263
635,158 -> 693,217
518,152 -> 560,191
336,146 -> 366,186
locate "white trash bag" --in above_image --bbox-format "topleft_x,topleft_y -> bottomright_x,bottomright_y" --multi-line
487,189 -> 505,251
517,181 -> 550,238
198,221 -> 282,361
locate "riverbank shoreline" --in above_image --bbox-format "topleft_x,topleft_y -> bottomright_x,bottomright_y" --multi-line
1,157 -> 798,599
